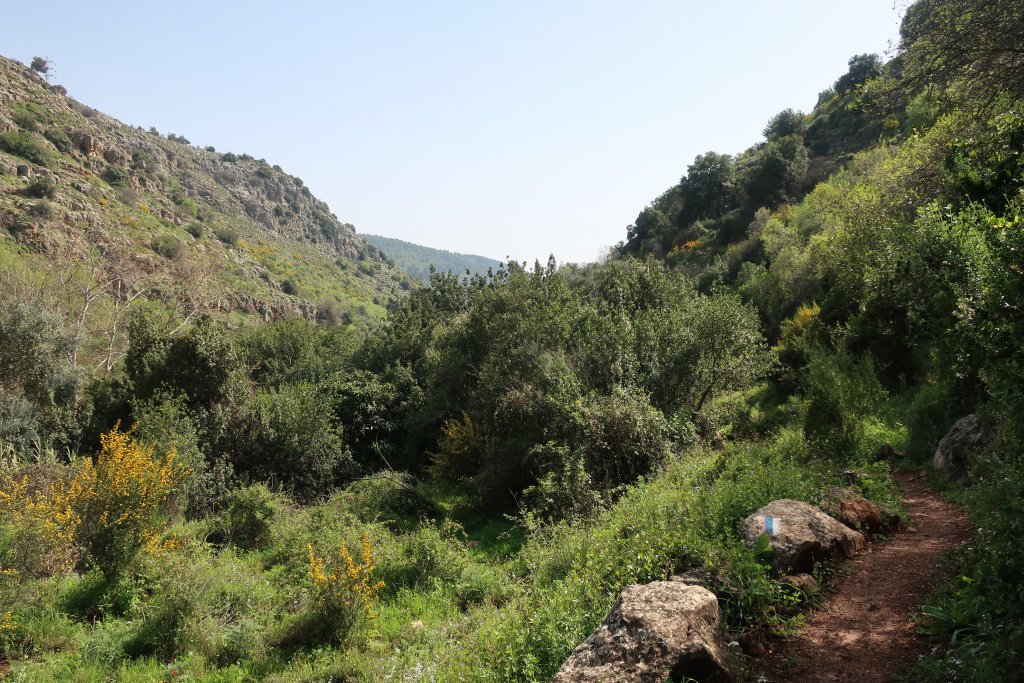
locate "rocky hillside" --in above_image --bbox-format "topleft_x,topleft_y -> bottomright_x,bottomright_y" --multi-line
0,55 -> 412,336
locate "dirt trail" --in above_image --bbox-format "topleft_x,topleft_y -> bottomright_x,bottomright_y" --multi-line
759,473 -> 970,683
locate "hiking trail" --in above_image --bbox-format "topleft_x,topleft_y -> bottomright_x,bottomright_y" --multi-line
758,472 -> 970,682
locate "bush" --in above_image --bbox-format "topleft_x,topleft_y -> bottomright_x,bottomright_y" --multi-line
21,176 -> 56,199
42,129 -> 72,154
305,534 -> 384,642
239,384 -> 354,502
102,165 -> 130,188
0,467 -> 80,577
222,484 -> 280,551
132,393 -> 229,517
221,153 -> 238,163
186,222 -> 204,238
72,426 -> 188,582
213,226 -> 239,246
344,472 -> 438,525
0,131 -> 52,166
28,199 -> 55,219
151,235 -> 183,260
802,347 -> 885,459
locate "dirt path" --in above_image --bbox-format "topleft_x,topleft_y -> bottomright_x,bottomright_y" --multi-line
758,473 -> 970,683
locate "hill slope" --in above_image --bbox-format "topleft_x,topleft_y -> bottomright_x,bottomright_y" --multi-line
362,233 -> 501,283
0,55 -> 412,349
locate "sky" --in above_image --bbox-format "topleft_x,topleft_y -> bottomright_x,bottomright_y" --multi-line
2,1 -> 905,264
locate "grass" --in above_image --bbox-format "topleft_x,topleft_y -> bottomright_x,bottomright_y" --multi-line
0,383 -> 907,680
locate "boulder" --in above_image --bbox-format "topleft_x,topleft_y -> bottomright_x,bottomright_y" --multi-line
17,164 -> 30,177
554,582 -> 735,683
778,573 -> 818,594
838,497 -> 884,533
933,414 -> 989,478
742,499 -> 865,575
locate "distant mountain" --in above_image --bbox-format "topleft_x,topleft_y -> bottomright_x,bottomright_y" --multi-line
362,234 -> 501,283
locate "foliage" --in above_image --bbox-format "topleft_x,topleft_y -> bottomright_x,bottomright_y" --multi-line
0,469 -> 79,577
71,426 -> 187,582
150,234 -> 183,260
0,131 -> 53,166
222,484 -> 280,551
306,534 -> 384,642
22,176 -> 56,199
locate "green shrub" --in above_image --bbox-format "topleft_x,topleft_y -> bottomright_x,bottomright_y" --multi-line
344,472 -> 438,525
42,129 -> 72,154
102,165 -> 130,188
28,199 -> 55,218
186,222 -> 204,238
151,235 -> 183,260
132,393 -> 231,518
22,176 -> 56,199
213,226 -> 239,246
0,131 -> 52,166
523,444 -> 602,523
124,550 -> 275,663
221,153 -> 238,163
222,484 -> 281,551
802,347 -> 885,459
386,521 -> 467,589
239,383 -> 354,502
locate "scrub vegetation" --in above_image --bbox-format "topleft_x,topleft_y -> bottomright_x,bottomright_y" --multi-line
1,0 -> 1022,680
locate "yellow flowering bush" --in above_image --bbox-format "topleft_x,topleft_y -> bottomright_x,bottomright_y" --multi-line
782,301 -> 821,340
73,426 -> 188,582
306,534 -> 384,640
0,426 -> 187,583
0,472 -> 80,577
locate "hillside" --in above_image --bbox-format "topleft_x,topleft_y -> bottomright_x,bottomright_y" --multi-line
362,233 -> 501,283
0,55 -> 412,352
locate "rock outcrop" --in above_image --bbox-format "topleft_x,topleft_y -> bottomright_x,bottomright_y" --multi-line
933,414 -> 990,478
554,582 -> 735,683
742,499 -> 865,574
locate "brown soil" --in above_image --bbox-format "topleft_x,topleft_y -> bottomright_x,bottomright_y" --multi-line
758,473 -> 970,683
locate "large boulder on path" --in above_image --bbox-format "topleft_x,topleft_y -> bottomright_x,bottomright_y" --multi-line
742,499 -> 865,575
553,582 -> 735,683
933,414 -> 989,478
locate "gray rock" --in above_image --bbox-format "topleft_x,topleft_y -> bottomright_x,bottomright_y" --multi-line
933,414 -> 989,478
553,582 -> 735,683
17,164 -> 30,177
778,573 -> 818,594
742,499 -> 865,575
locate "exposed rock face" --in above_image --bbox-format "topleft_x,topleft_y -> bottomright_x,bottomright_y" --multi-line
933,414 -> 989,478
742,499 -> 865,575
554,583 -> 735,683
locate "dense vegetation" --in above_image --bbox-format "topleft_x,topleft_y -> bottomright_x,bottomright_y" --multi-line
0,0 -> 1022,680
362,233 -> 501,284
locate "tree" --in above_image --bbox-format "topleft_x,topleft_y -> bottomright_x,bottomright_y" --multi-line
899,0 -> 1024,105
764,109 -> 805,141
678,152 -> 738,225
29,57 -> 50,78
625,206 -> 670,252
833,54 -> 882,94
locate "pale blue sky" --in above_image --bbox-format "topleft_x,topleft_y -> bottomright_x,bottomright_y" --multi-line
2,1 -> 904,264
